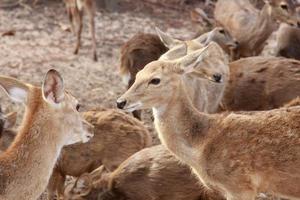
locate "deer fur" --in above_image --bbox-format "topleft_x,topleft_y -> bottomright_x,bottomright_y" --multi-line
120,33 -> 168,119
0,107 -> 151,200
63,0 -> 97,61
64,145 -> 225,200
214,0 -> 299,58
0,70 -> 93,200
159,32 -> 300,112
118,49 -> 300,200
276,23 -> 300,60
222,56 -> 300,111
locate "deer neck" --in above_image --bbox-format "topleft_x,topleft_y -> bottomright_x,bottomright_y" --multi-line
0,91 -> 67,198
249,4 -> 275,51
152,80 -> 210,167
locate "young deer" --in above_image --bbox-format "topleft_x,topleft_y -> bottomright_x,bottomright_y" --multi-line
214,0 -> 299,58
0,108 -> 151,199
64,0 -> 97,61
64,145 -> 224,200
117,47 -> 300,199
0,70 -> 93,200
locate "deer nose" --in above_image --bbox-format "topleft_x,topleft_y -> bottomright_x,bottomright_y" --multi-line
117,99 -> 127,109
213,73 -> 222,83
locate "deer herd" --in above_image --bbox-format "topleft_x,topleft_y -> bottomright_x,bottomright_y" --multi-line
0,0 -> 300,199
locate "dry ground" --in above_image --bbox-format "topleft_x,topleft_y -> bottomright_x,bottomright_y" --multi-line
0,1 -> 280,199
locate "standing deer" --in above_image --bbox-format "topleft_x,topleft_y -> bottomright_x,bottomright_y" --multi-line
64,0 -> 98,61
64,145 -> 224,200
158,32 -> 300,112
214,0 -> 299,58
0,70 -> 93,200
117,47 -> 300,200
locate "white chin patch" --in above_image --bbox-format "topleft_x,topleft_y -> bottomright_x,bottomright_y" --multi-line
122,73 -> 131,85
125,101 -> 143,112
9,87 -> 27,103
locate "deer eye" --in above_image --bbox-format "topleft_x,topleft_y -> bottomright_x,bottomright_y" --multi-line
219,29 -> 225,34
76,104 -> 81,111
149,78 -> 161,85
280,4 -> 288,10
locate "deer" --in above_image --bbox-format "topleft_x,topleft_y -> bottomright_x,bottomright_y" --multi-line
120,33 -> 168,119
117,45 -> 300,200
0,69 -> 93,200
120,29 -> 237,119
222,56 -> 300,111
0,107 -> 151,200
214,0 -> 300,58
64,145 -> 225,200
275,23 -> 300,60
63,0 -> 97,61
158,31 -> 300,112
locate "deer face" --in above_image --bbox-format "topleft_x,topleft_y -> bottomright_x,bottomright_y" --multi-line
117,42 -> 228,111
266,0 -> 299,26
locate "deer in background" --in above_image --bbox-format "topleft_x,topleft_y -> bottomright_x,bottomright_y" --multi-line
64,145 -> 224,200
215,0 -> 299,58
63,0 -> 97,61
117,47 -> 300,200
120,29 -> 237,119
158,31 -> 300,112
0,70 -> 93,200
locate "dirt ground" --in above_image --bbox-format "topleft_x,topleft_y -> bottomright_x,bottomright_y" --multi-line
0,1 -> 280,199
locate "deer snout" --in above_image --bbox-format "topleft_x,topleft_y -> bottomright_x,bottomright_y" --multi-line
212,73 -> 223,83
117,99 -> 127,109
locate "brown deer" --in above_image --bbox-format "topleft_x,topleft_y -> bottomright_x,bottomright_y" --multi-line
275,23 -> 300,60
64,145 -> 225,200
63,0 -> 97,61
222,56 -> 300,111
0,107 -> 151,199
120,30 -> 236,119
117,49 -> 300,200
158,32 -> 300,112
214,0 -> 299,58
47,108 -> 152,200
0,70 -> 93,200
120,33 -> 168,119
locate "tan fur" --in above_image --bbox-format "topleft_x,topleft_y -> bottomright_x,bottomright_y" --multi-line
0,70 -> 93,200
0,107 -> 151,200
63,0 -> 97,61
118,54 -> 300,200
276,23 -> 300,60
64,145 -> 225,200
222,56 -> 300,111
214,0 -> 299,58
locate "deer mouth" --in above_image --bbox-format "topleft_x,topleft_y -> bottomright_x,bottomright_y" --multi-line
124,101 -> 143,112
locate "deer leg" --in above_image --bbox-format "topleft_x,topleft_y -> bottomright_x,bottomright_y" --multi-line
67,8 -> 75,34
86,2 -> 97,61
56,174 -> 66,200
47,169 -> 63,200
74,9 -> 83,55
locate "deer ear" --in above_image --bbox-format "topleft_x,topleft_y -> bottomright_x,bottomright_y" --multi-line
179,42 -> 227,83
155,27 -> 182,49
4,112 -> 17,129
42,69 -> 65,105
74,174 -> 92,196
0,76 -> 29,104
160,43 -> 187,60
